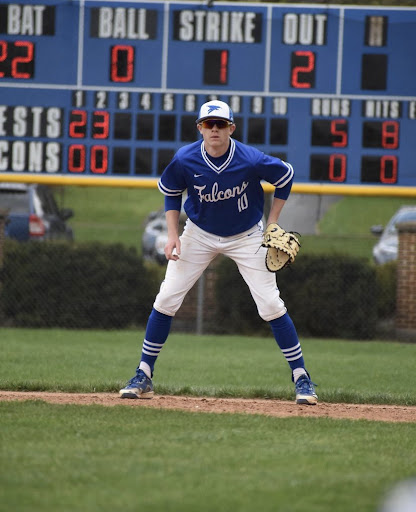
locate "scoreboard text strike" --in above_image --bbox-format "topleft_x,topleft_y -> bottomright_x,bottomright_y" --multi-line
0,1 -> 416,191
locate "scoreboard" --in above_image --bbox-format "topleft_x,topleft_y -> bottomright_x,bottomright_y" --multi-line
0,0 -> 416,192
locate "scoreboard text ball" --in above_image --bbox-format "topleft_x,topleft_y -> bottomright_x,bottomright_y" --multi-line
0,1 -> 415,187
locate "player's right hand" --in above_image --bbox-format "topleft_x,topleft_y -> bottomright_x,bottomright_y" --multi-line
165,237 -> 181,261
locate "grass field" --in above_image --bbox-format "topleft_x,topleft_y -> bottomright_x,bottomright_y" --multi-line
62,186 -> 162,249
1,401 -> 415,512
1,328 -> 415,405
1,328 -> 416,512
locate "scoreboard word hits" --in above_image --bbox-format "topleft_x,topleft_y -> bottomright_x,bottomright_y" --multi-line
0,1 -> 415,188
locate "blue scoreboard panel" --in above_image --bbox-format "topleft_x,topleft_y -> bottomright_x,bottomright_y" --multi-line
0,1 -> 415,188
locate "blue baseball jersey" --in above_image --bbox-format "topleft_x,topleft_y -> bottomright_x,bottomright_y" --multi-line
158,138 -> 294,237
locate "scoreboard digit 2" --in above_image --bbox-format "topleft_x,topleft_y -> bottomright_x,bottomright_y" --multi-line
0,1 -> 415,191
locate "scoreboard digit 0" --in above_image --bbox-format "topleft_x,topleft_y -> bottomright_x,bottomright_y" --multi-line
0,1 -> 415,191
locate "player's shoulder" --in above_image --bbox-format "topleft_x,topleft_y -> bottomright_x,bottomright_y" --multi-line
233,138 -> 273,162
175,140 -> 201,160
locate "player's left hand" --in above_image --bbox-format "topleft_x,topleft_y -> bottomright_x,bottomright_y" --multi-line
261,223 -> 300,271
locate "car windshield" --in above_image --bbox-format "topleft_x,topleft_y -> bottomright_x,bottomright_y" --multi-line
0,190 -> 29,214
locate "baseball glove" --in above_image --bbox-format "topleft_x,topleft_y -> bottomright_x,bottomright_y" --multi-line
262,223 -> 301,272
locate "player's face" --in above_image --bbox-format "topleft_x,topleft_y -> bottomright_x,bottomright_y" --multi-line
197,119 -> 236,156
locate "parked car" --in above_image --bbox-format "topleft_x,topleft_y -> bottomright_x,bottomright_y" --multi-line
371,205 -> 416,264
0,182 -> 74,242
142,208 -> 187,265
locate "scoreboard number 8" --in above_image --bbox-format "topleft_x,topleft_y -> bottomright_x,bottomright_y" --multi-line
362,121 -> 399,149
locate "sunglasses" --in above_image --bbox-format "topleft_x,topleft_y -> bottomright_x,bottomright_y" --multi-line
200,119 -> 232,129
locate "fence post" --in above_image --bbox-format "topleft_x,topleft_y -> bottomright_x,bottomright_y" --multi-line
395,221 -> 416,340
0,208 -> 9,323
196,273 -> 205,335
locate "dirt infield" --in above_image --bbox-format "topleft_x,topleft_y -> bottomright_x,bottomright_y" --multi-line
1,391 -> 415,422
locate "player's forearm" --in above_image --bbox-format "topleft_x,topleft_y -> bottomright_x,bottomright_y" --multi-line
164,209 -> 181,260
267,197 -> 286,225
165,209 -> 181,238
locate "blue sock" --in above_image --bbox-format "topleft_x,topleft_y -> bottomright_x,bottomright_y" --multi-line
139,308 -> 172,376
269,313 -> 305,371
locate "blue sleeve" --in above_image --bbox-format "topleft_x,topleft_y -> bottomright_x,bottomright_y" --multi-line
273,175 -> 293,200
165,195 -> 182,212
157,152 -> 187,198
256,153 -> 294,201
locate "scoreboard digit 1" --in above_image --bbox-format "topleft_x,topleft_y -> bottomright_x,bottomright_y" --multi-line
0,1 -> 415,195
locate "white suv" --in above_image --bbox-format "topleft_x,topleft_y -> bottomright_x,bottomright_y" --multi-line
371,205 -> 416,264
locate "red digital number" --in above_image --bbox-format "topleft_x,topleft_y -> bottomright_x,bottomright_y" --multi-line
329,154 -> 346,182
111,45 -> 134,82
92,111 -> 109,139
69,110 -> 87,138
219,50 -> 228,85
69,111 -> 110,139
13,41 -> 34,78
0,40 -> 34,79
380,156 -> 397,184
291,51 -> 315,89
90,146 -> 108,173
381,121 -> 399,149
68,145 -> 109,174
68,145 -> 86,173
0,41 -> 7,77
330,120 -> 348,147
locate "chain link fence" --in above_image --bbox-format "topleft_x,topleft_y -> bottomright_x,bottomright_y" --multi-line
0,235 -> 401,341
0,184 -> 413,340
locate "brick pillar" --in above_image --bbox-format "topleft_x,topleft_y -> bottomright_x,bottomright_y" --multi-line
395,221 -> 416,337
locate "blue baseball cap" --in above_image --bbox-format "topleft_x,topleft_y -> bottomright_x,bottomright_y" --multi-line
196,100 -> 234,124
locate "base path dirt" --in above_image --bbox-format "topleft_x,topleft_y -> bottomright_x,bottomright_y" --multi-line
1,391 -> 415,423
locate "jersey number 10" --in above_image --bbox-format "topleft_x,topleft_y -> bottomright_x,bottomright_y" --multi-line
238,193 -> 249,212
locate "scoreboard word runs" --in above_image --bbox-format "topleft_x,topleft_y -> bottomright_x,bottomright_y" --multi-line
0,1 -> 415,187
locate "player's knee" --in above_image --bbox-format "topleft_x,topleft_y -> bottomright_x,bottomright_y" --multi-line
153,290 -> 183,317
257,301 -> 287,322
153,299 -> 180,317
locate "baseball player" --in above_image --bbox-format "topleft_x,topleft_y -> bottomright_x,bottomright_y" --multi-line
120,100 -> 318,405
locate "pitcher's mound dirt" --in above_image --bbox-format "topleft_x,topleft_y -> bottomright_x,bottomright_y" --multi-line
0,391 -> 415,423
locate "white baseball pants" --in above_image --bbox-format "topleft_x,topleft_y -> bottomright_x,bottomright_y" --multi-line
153,219 -> 287,321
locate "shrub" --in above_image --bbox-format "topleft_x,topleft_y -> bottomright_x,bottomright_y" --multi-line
374,261 -> 397,318
214,254 -> 379,339
1,241 -> 158,328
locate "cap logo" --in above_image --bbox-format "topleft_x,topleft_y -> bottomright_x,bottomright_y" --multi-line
207,105 -> 221,114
